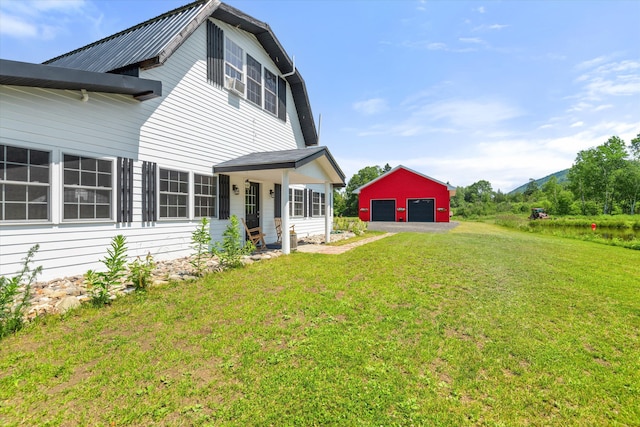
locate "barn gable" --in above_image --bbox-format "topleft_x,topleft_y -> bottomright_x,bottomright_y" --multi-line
354,166 -> 455,223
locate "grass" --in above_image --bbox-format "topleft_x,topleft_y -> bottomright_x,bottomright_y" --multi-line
1,222 -> 639,426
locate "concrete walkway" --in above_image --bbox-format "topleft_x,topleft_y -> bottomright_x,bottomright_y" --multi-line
295,233 -> 395,254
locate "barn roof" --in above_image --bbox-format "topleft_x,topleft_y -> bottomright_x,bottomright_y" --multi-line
42,0 -> 318,146
353,165 -> 456,194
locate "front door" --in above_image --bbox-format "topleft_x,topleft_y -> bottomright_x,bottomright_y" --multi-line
245,181 -> 260,229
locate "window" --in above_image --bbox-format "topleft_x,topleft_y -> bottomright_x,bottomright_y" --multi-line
159,168 -> 188,218
312,192 -> 326,216
264,69 -> 278,115
289,188 -> 304,217
194,174 -> 217,218
0,144 -> 50,221
63,154 -> 112,220
225,37 -> 243,82
246,55 -> 262,106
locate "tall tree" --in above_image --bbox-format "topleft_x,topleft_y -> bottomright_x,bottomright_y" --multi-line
614,133 -> 640,214
568,136 -> 628,214
465,180 -> 493,203
343,165 -> 386,216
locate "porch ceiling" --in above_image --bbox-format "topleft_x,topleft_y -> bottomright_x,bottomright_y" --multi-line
213,146 -> 345,187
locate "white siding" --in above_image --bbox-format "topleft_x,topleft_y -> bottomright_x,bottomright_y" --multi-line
0,21 -> 330,281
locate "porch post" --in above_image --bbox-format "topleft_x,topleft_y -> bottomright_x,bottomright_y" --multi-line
324,181 -> 332,244
282,170 -> 290,254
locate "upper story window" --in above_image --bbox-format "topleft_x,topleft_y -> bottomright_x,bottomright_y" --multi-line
207,22 -> 287,122
159,168 -> 188,219
0,144 -> 50,221
264,69 -> 278,115
194,174 -> 217,218
246,55 -> 262,107
63,154 -> 112,220
225,37 -> 243,82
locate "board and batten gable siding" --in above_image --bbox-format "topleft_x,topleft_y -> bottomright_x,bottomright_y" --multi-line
0,18 -> 311,281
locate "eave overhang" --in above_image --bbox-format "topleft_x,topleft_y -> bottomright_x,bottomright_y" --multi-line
0,59 -> 162,101
213,146 -> 345,187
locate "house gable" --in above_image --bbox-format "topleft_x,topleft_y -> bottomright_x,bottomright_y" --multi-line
43,0 -> 318,147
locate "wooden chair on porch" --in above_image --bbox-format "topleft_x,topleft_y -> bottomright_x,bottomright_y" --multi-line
241,218 -> 267,251
274,217 -> 295,244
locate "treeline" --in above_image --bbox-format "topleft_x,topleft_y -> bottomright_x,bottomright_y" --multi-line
453,134 -> 640,218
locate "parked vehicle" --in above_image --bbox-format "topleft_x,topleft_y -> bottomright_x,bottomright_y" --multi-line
529,208 -> 550,220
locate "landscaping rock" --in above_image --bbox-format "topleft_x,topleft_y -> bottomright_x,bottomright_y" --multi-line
56,296 -> 81,314
18,234 -> 357,323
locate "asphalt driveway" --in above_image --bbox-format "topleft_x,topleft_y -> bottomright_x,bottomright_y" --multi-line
366,221 -> 460,233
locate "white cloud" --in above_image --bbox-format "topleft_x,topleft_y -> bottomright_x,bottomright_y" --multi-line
570,121 -> 584,128
476,6 -> 486,14
353,98 -> 389,115
472,23 -> 509,32
459,37 -> 484,44
0,12 -> 37,37
0,0 -> 89,40
411,98 -> 523,128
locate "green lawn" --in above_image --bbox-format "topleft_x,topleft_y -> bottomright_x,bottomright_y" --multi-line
1,222 -> 639,426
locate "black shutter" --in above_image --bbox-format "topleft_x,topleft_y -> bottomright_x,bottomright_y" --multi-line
219,174 -> 230,219
309,190 -> 315,218
274,183 -> 282,218
207,21 -> 224,86
117,157 -> 133,223
142,161 -> 157,222
278,77 -> 286,122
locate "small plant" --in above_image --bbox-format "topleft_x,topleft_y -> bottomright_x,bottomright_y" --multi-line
191,217 -> 212,276
127,253 -> 155,291
333,217 -> 368,235
85,235 -> 128,306
213,215 -> 255,269
0,244 -> 42,339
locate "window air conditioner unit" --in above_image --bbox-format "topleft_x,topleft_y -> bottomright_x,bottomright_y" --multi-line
225,76 -> 245,96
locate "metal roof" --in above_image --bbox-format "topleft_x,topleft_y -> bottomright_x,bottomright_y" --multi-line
352,165 -> 456,194
43,0 -> 318,146
0,59 -> 161,101
44,0 -> 215,73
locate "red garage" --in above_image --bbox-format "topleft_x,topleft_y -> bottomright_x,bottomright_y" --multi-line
353,165 -> 456,223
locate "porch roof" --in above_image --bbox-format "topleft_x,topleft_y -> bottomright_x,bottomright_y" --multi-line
213,146 -> 345,187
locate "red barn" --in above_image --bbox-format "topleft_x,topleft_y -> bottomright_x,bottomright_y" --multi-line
353,166 -> 456,223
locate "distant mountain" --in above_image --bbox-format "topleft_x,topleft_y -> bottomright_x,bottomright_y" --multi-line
509,169 -> 570,195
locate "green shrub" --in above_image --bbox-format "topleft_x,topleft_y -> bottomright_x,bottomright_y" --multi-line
0,245 -> 42,339
213,215 -> 254,269
127,253 -> 155,291
333,217 -> 368,235
85,235 -> 128,306
191,217 -> 212,277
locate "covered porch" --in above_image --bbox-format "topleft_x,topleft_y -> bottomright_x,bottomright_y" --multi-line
213,146 -> 345,254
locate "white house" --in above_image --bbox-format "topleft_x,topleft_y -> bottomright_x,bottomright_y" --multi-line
0,0 -> 345,281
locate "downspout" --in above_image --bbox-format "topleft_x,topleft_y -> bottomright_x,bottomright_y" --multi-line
281,56 -> 296,77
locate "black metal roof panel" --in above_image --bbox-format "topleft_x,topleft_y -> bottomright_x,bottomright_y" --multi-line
0,59 -> 162,101
44,0 -> 214,73
213,146 -> 345,184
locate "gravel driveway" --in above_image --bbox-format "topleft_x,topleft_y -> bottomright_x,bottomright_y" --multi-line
366,221 -> 460,233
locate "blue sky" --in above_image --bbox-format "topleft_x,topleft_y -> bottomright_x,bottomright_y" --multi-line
1,0 -> 639,191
